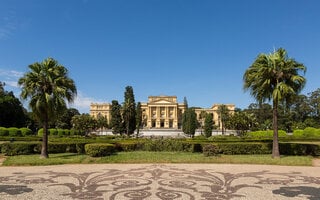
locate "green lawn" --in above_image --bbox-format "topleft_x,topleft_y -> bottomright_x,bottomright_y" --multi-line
1,151 -> 313,166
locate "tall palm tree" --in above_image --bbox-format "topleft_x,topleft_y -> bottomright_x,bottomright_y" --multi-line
18,58 -> 77,158
243,48 -> 306,158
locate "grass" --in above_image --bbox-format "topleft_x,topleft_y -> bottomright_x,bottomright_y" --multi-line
2,151 -> 313,166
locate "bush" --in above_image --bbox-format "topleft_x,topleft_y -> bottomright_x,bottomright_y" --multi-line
7,127 -> 22,137
293,129 -> 304,137
279,143 -> 320,156
217,143 -> 272,155
203,144 -> 220,157
115,141 -> 144,151
1,142 -> 41,156
57,129 -> 65,137
247,130 -> 287,138
0,127 -> 9,136
20,128 -> 33,136
143,138 -> 187,152
85,143 -> 115,157
49,129 -> 58,136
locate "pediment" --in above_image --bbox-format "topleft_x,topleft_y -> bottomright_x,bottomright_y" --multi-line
153,99 -> 174,104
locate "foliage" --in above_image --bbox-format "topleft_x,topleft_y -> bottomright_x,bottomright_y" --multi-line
20,128 -> 33,136
203,144 -> 220,157
1,142 -> 41,156
71,114 -> 96,135
182,108 -> 198,137
110,100 -> 124,134
217,104 -> 230,134
0,82 -> 27,127
225,111 -> 254,136
54,107 -> 80,129
243,48 -> 307,158
135,102 -> 142,136
247,130 -> 287,138
203,113 -> 213,138
279,143 -> 320,156
18,57 -> 77,158
85,143 -> 116,157
218,143 -> 272,155
7,127 -> 22,137
122,86 -> 136,135
0,127 -> 9,136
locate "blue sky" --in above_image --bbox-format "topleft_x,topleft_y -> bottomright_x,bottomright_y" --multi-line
0,0 -> 319,113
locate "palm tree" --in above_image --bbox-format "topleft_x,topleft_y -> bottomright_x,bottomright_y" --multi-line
18,58 -> 77,158
217,104 -> 229,135
243,48 -> 306,158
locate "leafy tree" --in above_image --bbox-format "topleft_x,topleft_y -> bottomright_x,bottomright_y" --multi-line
308,88 -> 320,118
110,100 -> 124,134
18,58 -> 77,158
0,82 -> 27,127
71,114 -> 97,135
135,102 -> 142,137
96,114 -> 108,133
243,48 -> 306,158
55,107 -> 80,129
203,113 -> 213,138
122,86 -> 136,136
217,104 -> 230,135
182,108 -> 197,137
226,111 -> 256,136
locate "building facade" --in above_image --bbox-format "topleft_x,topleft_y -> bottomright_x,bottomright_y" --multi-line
90,95 -> 235,130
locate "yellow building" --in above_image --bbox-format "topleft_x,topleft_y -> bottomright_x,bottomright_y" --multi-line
90,95 -> 235,130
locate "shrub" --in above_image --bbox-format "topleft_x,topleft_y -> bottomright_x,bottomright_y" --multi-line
203,144 -> 220,157
1,142 -> 41,156
302,127 -> 320,138
293,129 -> 304,137
48,143 -> 68,153
38,128 -> 43,137
115,141 -> 144,151
7,127 -> 22,137
143,138 -> 187,152
0,127 -> 9,136
247,130 -> 287,138
49,129 -> 58,136
20,128 -> 33,136
57,129 -> 65,137
217,143 -> 272,155
279,143 -> 320,156
85,143 -> 115,157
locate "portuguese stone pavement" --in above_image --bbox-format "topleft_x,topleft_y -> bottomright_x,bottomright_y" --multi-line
0,163 -> 319,200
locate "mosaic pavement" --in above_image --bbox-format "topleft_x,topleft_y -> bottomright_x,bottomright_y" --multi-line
0,164 -> 319,200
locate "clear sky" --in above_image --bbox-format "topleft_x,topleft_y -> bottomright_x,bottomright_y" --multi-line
0,0 -> 319,113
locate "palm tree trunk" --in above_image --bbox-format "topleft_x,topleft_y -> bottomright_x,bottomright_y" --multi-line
40,114 -> 49,159
272,100 -> 280,158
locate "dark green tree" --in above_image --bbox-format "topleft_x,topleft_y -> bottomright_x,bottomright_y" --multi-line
71,114 -> 97,135
203,113 -> 213,138
122,86 -> 136,136
244,48 -> 306,158
135,102 -> 142,137
18,58 -> 77,158
217,104 -> 230,135
0,82 -> 27,127
182,108 -> 198,137
55,107 -> 80,129
110,100 -> 124,134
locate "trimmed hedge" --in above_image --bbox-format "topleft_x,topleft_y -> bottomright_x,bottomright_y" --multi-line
217,143 -> 272,155
279,143 -> 320,156
1,142 -> 41,156
85,143 -> 115,157
247,130 -> 287,138
0,127 -> 9,136
20,128 -> 33,136
0,142 -> 87,155
203,144 -> 219,157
